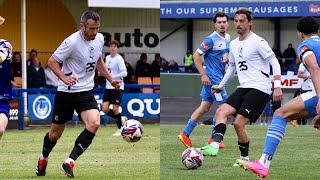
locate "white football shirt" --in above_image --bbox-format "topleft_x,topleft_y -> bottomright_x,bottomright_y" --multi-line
105,53 -> 127,90
53,30 -> 104,92
229,32 -> 274,94
298,63 -> 314,91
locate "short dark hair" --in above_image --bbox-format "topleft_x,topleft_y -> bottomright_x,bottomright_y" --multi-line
80,10 -> 100,25
234,8 -> 253,22
108,40 -> 120,48
297,16 -> 319,35
212,12 -> 229,23
29,49 -> 37,56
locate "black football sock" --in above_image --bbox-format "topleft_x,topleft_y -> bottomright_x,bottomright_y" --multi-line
114,113 -> 122,129
238,141 -> 250,157
42,133 -> 57,158
69,128 -> 95,161
212,123 -> 227,143
107,109 -> 115,118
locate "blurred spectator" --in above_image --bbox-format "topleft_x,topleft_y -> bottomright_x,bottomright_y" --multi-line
287,58 -> 300,75
120,53 -> 135,84
168,59 -> 179,72
151,53 -> 160,77
135,53 -> 152,77
160,58 -> 169,72
183,49 -> 194,72
27,56 -> 46,88
282,43 -> 296,73
27,49 -> 38,67
44,65 -> 59,88
10,51 -> 22,78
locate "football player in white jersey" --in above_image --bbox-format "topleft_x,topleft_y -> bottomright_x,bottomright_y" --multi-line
35,11 -> 121,178
200,8 -> 282,166
102,40 -> 127,136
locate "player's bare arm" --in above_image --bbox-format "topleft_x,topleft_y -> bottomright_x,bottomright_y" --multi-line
48,56 -> 78,86
96,57 -> 121,89
193,51 -> 210,86
304,52 -> 320,115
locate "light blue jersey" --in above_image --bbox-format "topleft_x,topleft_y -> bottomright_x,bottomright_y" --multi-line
297,36 -> 320,117
197,31 -> 230,104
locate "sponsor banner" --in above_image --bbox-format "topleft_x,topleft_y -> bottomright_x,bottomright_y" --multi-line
9,99 -> 20,121
28,95 -> 55,121
28,93 -> 160,121
100,28 -> 160,53
160,2 -> 320,18
280,75 -> 304,89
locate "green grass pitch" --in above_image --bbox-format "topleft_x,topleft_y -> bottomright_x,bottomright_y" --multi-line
0,124 -> 160,179
161,125 -> 320,180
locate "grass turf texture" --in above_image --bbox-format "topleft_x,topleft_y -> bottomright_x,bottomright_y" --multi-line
161,125 -> 320,180
0,125 -> 160,179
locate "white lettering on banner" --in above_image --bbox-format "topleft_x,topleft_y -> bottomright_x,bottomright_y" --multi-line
127,98 -> 160,117
164,6 -> 299,16
144,99 -> 160,115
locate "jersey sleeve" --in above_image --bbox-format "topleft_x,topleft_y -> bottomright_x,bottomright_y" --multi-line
256,37 -> 274,60
197,37 -> 213,55
228,43 -> 235,66
297,45 -> 313,64
298,62 -> 306,72
52,38 -> 74,63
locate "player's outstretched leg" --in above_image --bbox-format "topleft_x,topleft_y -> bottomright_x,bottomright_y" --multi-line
36,133 -> 57,176
178,119 -> 197,147
61,128 -> 95,178
208,117 -> 225,149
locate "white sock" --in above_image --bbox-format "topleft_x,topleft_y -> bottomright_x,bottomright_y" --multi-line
240,156 -> 249,161
210,142 -> 219,149
65,157 -> 75,164
259,154 -> 271,168
39,153 -> 48,161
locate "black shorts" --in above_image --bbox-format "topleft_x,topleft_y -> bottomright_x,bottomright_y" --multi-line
103,89 -> 123,105
225,88 -> 270,122
52,90 -> 99,124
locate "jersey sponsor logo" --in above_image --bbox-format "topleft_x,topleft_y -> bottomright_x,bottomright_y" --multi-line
89,47 -> 94,59
201,42 -> 209,50
238,46 -> 243,58
32,96 -> 52,119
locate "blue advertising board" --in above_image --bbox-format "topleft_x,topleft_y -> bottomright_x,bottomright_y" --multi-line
160,2 -> 320,18
28,93 -> 160,121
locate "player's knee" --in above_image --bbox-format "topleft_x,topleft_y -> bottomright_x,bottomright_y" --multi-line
215,107 -> 227,118
273,107 -> 285,117
87,120 -> 100,132
49,129 -> 63,141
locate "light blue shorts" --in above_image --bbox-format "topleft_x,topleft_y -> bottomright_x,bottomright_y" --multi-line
200,85 -> 228,105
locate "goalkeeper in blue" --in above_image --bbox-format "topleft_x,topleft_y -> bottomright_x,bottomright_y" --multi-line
238,16 -> 320,178
0,16 -> 13,141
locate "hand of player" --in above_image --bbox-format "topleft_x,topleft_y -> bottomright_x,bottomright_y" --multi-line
62,76 -> 78,87
312,114 -> 320,129
111,80 -> 122,90
211,85 -> 222,93
201,74 -> 210,86
273,88 -> 283,102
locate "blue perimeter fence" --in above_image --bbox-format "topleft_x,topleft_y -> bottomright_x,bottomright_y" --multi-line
12,84 -> 160,130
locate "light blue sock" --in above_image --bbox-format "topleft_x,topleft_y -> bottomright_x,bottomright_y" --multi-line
183,119 -> 197,136
263,116 -> 287,156
210,117 -> 217,138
